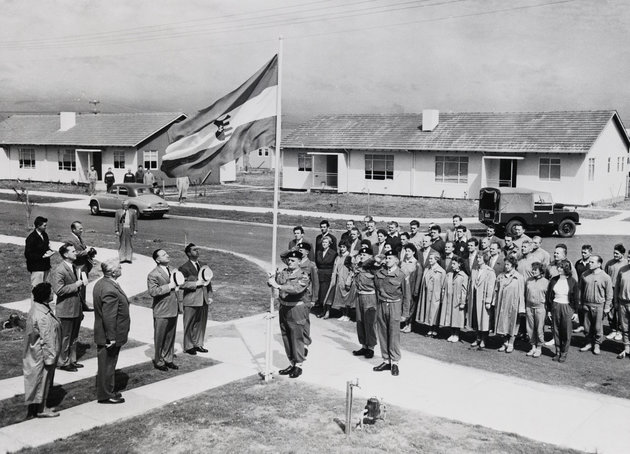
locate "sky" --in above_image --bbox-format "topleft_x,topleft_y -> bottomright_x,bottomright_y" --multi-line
0,0 -> 629,126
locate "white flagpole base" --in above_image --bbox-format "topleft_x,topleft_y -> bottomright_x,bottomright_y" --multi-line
261,310 -> 277,381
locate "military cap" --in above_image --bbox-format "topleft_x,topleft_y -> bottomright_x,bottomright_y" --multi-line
298,242 -> 312,251
384,250 -> 397,257
359,245 -> 373,255
285,250 -> 303,260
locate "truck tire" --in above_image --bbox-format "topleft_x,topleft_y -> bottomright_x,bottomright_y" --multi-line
505,220 -> 523,237
90,202 -> 100,215
557,219 -> 576,238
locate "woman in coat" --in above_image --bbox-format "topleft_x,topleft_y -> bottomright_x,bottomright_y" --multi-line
468,252 -> 497,349
323,242 -> 356,320
315,236 -> 337,310
546,259 -> 579,362
417,252 -> 446,337
399,243 -> 423,333
439,256 -> 468,342
23,282 -> 62,418
493,256 -> 525,353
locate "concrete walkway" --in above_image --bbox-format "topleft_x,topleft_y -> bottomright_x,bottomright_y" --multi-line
3,201 -> 630,452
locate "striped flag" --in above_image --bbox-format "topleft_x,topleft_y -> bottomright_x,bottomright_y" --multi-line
161,55 -> 278,178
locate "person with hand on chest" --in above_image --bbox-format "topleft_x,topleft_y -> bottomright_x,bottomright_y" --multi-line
179,243 -> 213,355
148,249 -> 181,371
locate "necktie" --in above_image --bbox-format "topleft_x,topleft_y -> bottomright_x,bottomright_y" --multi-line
195,262 -> 200,273
72,265 -> 78,279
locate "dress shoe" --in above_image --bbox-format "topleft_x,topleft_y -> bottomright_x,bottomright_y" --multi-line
373,362 -> 391,372
185,348 -> 197,355
98,397 -> 125,404
153,362 -> 168,371
196,347 -> 208,353
289,366 -> 303,378
364,349 -> 374,359
526,347 -> 536,356
165,362 -> 179,370
400,324 -> 411,333
579,343 -> 592,352
72,363 -> 84,368
614,332 -> 623,341
532,347 -> 542,358
552,354 -> 560,362
593,344 -> 601,355
498,344 -> 507,352
278,365 -> 294,375
352,347 -> 368,356
573,326 -> 584,333
558,354 -> 567,363
606,330 -> 618,340
505,344 -> 514,353
59,365 -> 78,372
470,340 -> 480,348
391,364 -> 399,376
36,409 -> 60,418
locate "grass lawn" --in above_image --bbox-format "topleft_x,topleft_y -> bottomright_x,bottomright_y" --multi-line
578,210 -> 619,220
16,375 -> 582,454
0,352 -> 216,429
130,248 -> 270,322
0,180 -> 89,195
0,193 -> 80,205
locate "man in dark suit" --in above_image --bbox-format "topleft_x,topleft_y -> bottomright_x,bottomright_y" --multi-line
179,243 -> 213,355
288,226 -> 314,261
147,249 -> 180,371
65,221 -> 96,311
429,224 -> 446,259
315,220 -> 337,253
114,201 -> 138,263
488,242 -> 505,276
51,243 -> 86,372
25,216 -> 55,288
385,221 -> 402,255
93,259 -> 130,404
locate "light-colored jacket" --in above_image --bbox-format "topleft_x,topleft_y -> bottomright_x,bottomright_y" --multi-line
148,265 -> 179,318
51,261 -> 83,318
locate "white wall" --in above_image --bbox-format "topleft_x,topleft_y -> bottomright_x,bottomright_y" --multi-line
582,118 -> 628,204
515,154 -> 585,204
282,149 -> 315,190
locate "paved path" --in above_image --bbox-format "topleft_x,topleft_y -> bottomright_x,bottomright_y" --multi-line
3,212 -> 630,452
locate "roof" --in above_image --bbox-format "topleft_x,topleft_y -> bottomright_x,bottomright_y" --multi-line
0,112 -> 185,147
283,110 -> 630,154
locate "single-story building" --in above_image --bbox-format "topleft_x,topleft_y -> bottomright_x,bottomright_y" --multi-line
0,111 -> 186,186
281,110 -> 630,205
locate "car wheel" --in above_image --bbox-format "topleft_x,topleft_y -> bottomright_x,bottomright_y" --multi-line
557,219 -> 576,238
505,220 -> 523,237
90,202 -> 100,215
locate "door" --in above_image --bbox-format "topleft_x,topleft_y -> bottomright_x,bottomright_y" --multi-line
93,153 -> 102,179
499,160 -> 517,187
326,155 -> 338,188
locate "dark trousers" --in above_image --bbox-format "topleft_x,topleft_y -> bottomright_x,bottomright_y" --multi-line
183,304 -> 208,351
356,293 -> 378,349
57,316 -> 81,367
318,274 -> 332,306
279,303 -> 310,365
552,303 -> 573,354
376,301 -> 401,362
154,316 -> 177,366
96,345 -> 121,401
583,304 -> 604,345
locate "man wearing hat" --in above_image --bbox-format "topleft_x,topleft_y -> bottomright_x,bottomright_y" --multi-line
373,250 -> 411,376
350,245 -> 379,359
268,250 -> 311,379
179,243 -> 213,355
147,249 -> 180,371
297,242 -> 319,350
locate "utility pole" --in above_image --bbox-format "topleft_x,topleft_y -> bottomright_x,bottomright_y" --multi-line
89,100 -> 100,114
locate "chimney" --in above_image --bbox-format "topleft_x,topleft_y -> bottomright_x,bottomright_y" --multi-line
59,112 -> 76,131
422,109 -> 439,131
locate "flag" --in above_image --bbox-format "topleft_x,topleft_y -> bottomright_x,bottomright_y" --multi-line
161,55 -> 278,178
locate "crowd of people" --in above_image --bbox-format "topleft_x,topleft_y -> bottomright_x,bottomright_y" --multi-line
269,215 -> 629,377
21,215 -> 213,419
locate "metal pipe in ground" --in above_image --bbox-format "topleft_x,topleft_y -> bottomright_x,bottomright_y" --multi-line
345,379 -> 359,436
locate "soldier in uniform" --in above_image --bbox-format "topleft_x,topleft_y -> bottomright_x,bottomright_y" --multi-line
268,250 -> 311,379
349,245 -> 379,359
373,250 -> 411,376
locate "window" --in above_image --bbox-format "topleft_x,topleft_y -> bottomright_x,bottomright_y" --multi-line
19,148 -> 35,169
258,150 -> 263,156
297,152 -> 312,172
618,156 -> 624,172
264,150 -> 269,156
588,158 -> 595,181
539,158 -> 560,181
608,157 -> 611,173
118,187 -> 128,196
114,151 -> 125,169
58,150 -> 76,171
435,156 -> 468,183
143,150 -> 158,170
365,154 -> 394,180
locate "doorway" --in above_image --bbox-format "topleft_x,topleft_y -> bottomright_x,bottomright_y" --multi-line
499,159 -> 517,187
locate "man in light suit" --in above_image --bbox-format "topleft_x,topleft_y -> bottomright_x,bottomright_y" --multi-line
114,200 -> 137,263
147,249 -> 180,371
179,243 -> 213,355
93,259 -> 130,404
65,221 -> 96,311
51,243 -> 85,372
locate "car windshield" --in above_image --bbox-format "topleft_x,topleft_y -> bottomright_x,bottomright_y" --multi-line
534,193 -> 553,204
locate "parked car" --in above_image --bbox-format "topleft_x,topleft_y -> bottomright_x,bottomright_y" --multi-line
89,183 -> 169,218
478,187 -> 580,238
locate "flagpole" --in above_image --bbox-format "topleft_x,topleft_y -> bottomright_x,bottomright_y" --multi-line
263,37 -> 283,381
